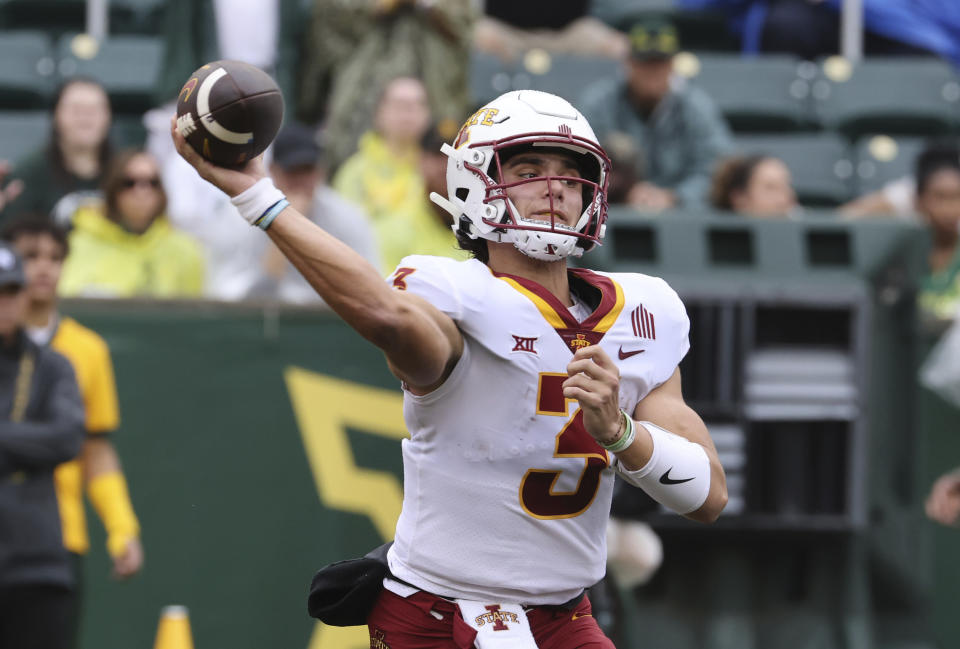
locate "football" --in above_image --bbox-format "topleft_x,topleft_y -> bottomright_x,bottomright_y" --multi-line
175,60 -> 284,167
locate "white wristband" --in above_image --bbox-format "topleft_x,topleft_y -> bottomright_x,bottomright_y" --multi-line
230,177 -> 286,225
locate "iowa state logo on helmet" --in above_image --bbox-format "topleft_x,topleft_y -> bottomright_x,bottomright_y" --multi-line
454,107 -> 501,149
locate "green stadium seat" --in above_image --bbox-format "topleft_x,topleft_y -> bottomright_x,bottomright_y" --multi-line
517,51 -> 619,106
0,31 -> 56,109
55,33 -> 163,113
813,56 -> 960,138
0,110 -> 51,164
469,49 -> 515,108
110,113 -> 147,149
0,0 -> 85,34
109,0 -> 164,35
677,53 -> 817,132
734,132 -> 854,206
851,134 -> 929,195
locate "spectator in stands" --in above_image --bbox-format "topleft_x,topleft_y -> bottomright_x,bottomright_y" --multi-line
2,217 -> 143,646
915,146 -> 960,322
710,154 -> 799,218
926,467 -> 960,526
0,242 -> 84,649
332,76 -> 466,272
579,18 -> 733,212
3,79 -> 113,226
841,140 -> 960,221
473,0 -> 629,62
59,150 -> 204,298
299,0 -> 477,171
151,0 -> 306,110
257,122 -> 381,303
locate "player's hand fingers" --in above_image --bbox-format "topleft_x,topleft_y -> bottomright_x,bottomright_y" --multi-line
571,345 -> 618,372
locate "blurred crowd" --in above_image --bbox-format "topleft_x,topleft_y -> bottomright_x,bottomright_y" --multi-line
0,1 -> 959,647
0,0 -> 954,323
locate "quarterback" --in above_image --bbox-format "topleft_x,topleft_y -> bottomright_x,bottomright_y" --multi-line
172,90 -> 726,648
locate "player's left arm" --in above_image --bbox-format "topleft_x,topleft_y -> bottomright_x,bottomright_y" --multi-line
564,347 -> 726,523
626,368 -> 727,523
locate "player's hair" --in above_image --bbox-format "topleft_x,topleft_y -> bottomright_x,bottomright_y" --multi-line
47,77 -> 114,187
709,154 -> 770,211
915,142 -> 960,196
102,149 -> 168,225
0,215 -> 70,258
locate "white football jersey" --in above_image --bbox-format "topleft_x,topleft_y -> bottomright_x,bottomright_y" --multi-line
385,255 -> 689,604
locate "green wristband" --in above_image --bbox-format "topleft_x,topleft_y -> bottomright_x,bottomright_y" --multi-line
600,410 -> 636,454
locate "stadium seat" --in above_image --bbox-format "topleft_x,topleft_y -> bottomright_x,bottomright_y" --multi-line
0,0 -> 85,34
0,110 -> 51,164
813,56 -> 960,138
55,33 -> 163,114
517,51 -> 619,105
109,0 -> 164,35
677,53 -> 817,132
851,134 -> 930,196
469,49 -> 515,108
734,132 -> 854,206
110,113 -> 147,149
0,31 -> 56,109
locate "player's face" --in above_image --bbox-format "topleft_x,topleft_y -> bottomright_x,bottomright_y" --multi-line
12,233 -> 65,304
732,157 -> 797,218
55,81 -> 111,151
917,168 -> 960,237
500,151 -> 585,228
117,154 -> 164,234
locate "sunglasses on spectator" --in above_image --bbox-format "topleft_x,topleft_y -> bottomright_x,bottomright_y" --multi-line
121,176 -> 161,190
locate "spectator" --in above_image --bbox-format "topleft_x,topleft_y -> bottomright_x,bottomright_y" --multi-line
473,0 -> 629,62
59,150 -> 204,298
332,76 -> 466,272
579,17 -> 733,211
3,78 -> 113,226
0,242 -> 85,649
152,0 -> 307,109
709,154 -> 799,218
2,217 -> 143,645
926,467 -> 960,526
299,0 -> 477,171
915,146 -> 960,322
257,122 -> 381,304
841,140 -> 960,221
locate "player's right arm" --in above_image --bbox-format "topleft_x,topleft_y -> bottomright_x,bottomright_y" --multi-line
171,121 -> 462,391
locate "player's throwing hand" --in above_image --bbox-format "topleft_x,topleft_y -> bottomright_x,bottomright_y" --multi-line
563,345 -> 622,444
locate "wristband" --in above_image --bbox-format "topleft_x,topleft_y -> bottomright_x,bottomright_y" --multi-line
599,410 -> 636,453
230,177 -> 286,225
254,198 -> 289,231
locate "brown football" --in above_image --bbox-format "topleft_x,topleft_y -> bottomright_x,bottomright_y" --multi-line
175,60 -> 284,167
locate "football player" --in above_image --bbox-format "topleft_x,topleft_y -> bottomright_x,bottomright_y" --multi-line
172,89 -> 727,648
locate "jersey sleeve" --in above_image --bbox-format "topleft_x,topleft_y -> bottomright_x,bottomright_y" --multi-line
649,277 -> 690,389
85,337 -> 120,434
385,255 -> 465,322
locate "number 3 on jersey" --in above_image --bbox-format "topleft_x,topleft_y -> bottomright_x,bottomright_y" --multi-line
520,373 -> 609,519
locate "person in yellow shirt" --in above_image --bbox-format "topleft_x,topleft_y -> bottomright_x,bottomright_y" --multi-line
332,76 -> 468,272
59,149 -> 204,298
2,217 -> 143,641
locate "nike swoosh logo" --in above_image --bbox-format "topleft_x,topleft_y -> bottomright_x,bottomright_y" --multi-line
618,346 -> 645,360
571,612 -> 593,621
659,468 -> 695,485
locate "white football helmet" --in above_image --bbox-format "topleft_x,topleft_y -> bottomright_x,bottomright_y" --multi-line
430,90 -> 610,261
